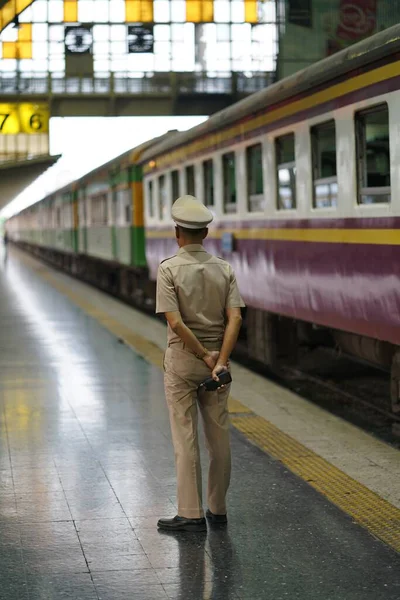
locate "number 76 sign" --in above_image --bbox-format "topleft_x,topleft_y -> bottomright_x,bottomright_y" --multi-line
0,103 -> 49,135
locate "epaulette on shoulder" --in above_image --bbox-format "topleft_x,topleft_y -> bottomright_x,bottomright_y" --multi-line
160,255 -> 176,265
216,256 -> 231,268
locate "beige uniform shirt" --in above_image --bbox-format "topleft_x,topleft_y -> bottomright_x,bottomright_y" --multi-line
156,244 -> 245,345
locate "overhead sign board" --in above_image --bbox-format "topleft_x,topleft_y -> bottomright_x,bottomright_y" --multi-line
65,25 -> 93,54
288,0 -> 312,27
127,24 -> 154,53
0,103 -> 50,135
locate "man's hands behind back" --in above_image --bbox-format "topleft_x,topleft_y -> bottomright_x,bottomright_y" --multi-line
203,351 -> 229,383
211,363 -> 228,382
203,350 -> 220,371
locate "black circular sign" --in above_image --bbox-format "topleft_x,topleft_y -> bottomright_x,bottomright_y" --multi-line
65,26 -> 93,54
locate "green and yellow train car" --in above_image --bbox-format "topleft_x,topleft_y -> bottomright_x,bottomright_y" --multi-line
7,136 -> 169,307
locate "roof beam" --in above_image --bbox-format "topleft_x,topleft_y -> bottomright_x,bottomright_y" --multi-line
0,154 -> 60,211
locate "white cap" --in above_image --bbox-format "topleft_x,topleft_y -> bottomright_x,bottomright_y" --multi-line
171,195 -> 213,229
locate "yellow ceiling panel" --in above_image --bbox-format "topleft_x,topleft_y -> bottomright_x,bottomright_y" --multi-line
2,22 -> 32,58
125,0 -> 154,23
245,0 -> 259,23
0,0 -> 36,33
186,0 -> 214,23
64,0 -> 78,23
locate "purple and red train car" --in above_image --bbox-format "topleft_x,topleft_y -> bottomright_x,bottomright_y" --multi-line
141,25 -> 400,412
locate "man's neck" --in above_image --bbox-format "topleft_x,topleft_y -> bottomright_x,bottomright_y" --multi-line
179,239 -> 203,248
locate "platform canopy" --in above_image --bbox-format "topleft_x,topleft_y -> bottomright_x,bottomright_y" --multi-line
0,154 -> 60,211
0,0 -> 36,32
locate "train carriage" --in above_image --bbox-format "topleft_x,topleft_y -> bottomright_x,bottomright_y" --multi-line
7,24 -> 400,412
140,24 -> 400,411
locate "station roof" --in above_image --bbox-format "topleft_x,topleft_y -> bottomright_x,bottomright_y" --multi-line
0,0 -> 35,33
0,154 -> 60,211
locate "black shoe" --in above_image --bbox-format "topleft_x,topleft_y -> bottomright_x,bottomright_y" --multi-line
206,509 -> 227,524
157,515 -> 207,532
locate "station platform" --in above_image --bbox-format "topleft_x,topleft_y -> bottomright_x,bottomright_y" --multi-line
0,246 -> 399,600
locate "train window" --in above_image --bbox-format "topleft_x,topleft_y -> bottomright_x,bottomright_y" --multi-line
78,190 -> 86,226
222,152 -> 237,213
148,180 -> 154,217
276,134 -> 296,210
116,189 -> 130,225
63,203 -> 71,229
91,194 -> 108,225
203,159 -> 214,206
113,189 -> 121,225
125,200 -> 131,224
246,143 -> 264,212
186,165 -> 195,196
311,120 -> 338,208
159,174 -> 167,220
356,104 -> 390,204
171,170 -> 180,201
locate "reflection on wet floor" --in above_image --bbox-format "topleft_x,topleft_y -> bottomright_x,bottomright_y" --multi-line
0,242 -> 8,269
0,249 -> 399,600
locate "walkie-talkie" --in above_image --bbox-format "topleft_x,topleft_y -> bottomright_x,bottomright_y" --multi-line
198,370 -> 232,391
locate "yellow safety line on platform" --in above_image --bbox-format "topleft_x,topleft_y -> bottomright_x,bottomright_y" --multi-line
231,416 -> 400,552
25,255 -> 400,554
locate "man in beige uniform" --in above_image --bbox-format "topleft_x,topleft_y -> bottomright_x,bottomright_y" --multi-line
156,195 -> 244,532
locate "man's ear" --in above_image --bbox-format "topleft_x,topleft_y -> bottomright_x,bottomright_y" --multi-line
202,228 -> 208,240
175,226 -> 180,239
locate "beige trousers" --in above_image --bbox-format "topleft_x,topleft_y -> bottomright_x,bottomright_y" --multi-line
163,343 -> 231,519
